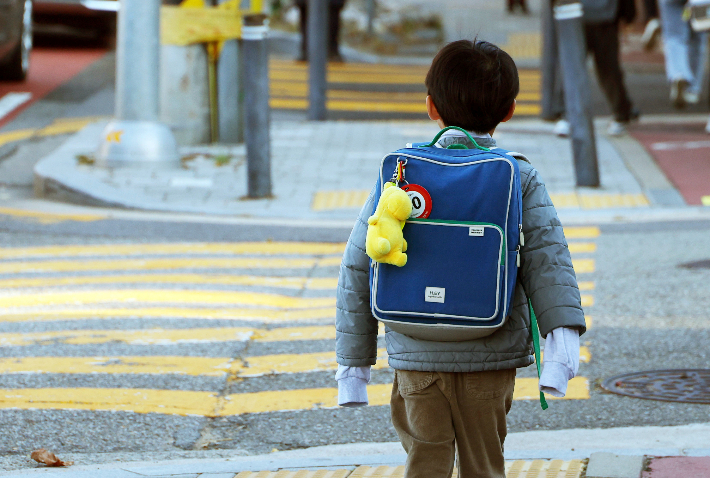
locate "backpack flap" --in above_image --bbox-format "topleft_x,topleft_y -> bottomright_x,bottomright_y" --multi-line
371,144 -> 523,342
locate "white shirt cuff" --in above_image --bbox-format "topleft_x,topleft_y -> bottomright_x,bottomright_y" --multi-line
337,377 -> 369,407
539,327 -> 579,398
336,365 -> 370,407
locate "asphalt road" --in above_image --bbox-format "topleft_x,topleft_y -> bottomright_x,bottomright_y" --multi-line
0,37 -> 709,471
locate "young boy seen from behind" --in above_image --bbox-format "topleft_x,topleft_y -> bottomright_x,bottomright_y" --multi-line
335,40 -> 586,478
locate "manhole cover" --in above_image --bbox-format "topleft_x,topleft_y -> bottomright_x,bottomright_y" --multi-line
679,260 -> 710,269
602,370 -> 710,404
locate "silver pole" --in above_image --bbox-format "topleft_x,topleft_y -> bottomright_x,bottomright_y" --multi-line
115,0 -> 160,121
97,0 -> 179,167
243,14 -> 272,198
541,0 -> 562,121
218,0 -> 244,143
554,0 -> 600,187
367,0 -> 375,36
307,0 -> 327,121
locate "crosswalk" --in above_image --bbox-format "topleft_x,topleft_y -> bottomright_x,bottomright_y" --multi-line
0,234 -> 595,418
269,59 -> 541,118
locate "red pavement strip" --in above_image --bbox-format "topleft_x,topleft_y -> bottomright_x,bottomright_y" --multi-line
643,456 -> 710,478
0,47 -> 106,129
631,124 -> 710,206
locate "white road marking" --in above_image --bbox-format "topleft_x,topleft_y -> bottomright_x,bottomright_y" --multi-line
0,93 -> 32,121
651,140 -> 710,151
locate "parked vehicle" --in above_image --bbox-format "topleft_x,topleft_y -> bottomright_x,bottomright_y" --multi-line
33,0 -> 117,41
0,0 -> 33,81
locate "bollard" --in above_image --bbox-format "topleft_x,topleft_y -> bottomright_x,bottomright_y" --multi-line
307,0 -> 328,121
541,0 -> 564,121
554,0 -> 600,187
218,0 -> 244,144
97,0 -> 179,167
243,14 -> 272,198
367,0 -> 375,36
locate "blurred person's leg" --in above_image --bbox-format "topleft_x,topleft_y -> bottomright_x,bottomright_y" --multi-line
297,0 -> 308,61
585,22 -> 634,123
685,28 -> 707,101
644,0 -> 659,18
658,0 -> 695,107
642,0 -> 661,50
328,0 -> 346,61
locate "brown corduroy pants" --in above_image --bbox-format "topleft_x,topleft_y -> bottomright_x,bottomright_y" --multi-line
390,369 -> 516,478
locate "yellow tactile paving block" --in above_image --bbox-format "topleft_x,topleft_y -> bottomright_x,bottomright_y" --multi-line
312,190 -> 371,211
550,193 -> 649,209
342,460 -> 583,478
502,32 -> 542,60
235,471 -> 350,478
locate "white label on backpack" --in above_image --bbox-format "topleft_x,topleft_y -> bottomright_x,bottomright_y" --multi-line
425,287 -> 445,303
469,226 -> 485,237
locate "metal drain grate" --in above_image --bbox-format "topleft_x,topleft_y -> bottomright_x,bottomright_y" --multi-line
602,370 -> 710,404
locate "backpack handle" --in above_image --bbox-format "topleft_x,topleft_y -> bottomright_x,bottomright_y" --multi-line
418,126 -> 491,152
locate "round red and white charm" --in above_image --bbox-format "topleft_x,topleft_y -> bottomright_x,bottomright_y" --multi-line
402,184 -> 432,218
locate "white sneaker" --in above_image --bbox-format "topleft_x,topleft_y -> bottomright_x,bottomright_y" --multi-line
683,90 -> 700,105
670,79 -> 689,109
553,119 -> 570,137
641,18 -> 661,51
607,121 -> 627,136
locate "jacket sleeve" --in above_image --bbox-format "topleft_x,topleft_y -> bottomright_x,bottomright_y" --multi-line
335,185 -> 379,366
519,165 -> 587,337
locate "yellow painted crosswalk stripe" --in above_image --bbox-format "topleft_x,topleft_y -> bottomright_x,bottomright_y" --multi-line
0,242 -> 346,259
0,327 -> 255,346
568,242 -> 596,254
578,281 -> 594,290
0,256 -> 342,274
0,356 -> 236,377
564,226 -> 600,238
0,388 -> 219,416
0,274 -> 338,290
580,294 -> 594,307
0,307 -> 335,323
0,345 -> 591,376
0,207 -> 104,224
0,289 -> 334,309
0,378 -> 589,416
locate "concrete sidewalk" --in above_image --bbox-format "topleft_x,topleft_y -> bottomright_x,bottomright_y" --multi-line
33,115 -> 708,228
3,423 -> 710,477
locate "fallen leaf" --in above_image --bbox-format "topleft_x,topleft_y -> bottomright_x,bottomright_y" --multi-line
30,449 -> 73,467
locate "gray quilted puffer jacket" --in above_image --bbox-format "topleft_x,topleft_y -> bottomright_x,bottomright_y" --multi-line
335,139 -> 587,372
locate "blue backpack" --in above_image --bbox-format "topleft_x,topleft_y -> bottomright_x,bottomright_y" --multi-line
369,126 -> 525,342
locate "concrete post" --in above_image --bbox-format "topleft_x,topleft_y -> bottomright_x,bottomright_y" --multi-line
554,0 -> 600,187
541,0 -> 564,121
97,0 -> 179,167
367,0 -> 375,36
115,0 -> 160,121
218,0 -> 244,144
307,0 -> 328,121
243,14 -> 272,198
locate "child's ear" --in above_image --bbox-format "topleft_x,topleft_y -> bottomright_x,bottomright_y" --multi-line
426,95 -> 441,121
501,100 -> 516,123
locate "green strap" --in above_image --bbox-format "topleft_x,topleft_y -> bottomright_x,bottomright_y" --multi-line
418,126 -> 491,151
529,300 -> 549,410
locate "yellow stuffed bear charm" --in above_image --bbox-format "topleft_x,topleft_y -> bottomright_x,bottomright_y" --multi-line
366,182 -> 412,267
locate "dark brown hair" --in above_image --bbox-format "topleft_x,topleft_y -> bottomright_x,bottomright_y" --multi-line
425,39 -> 519,133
